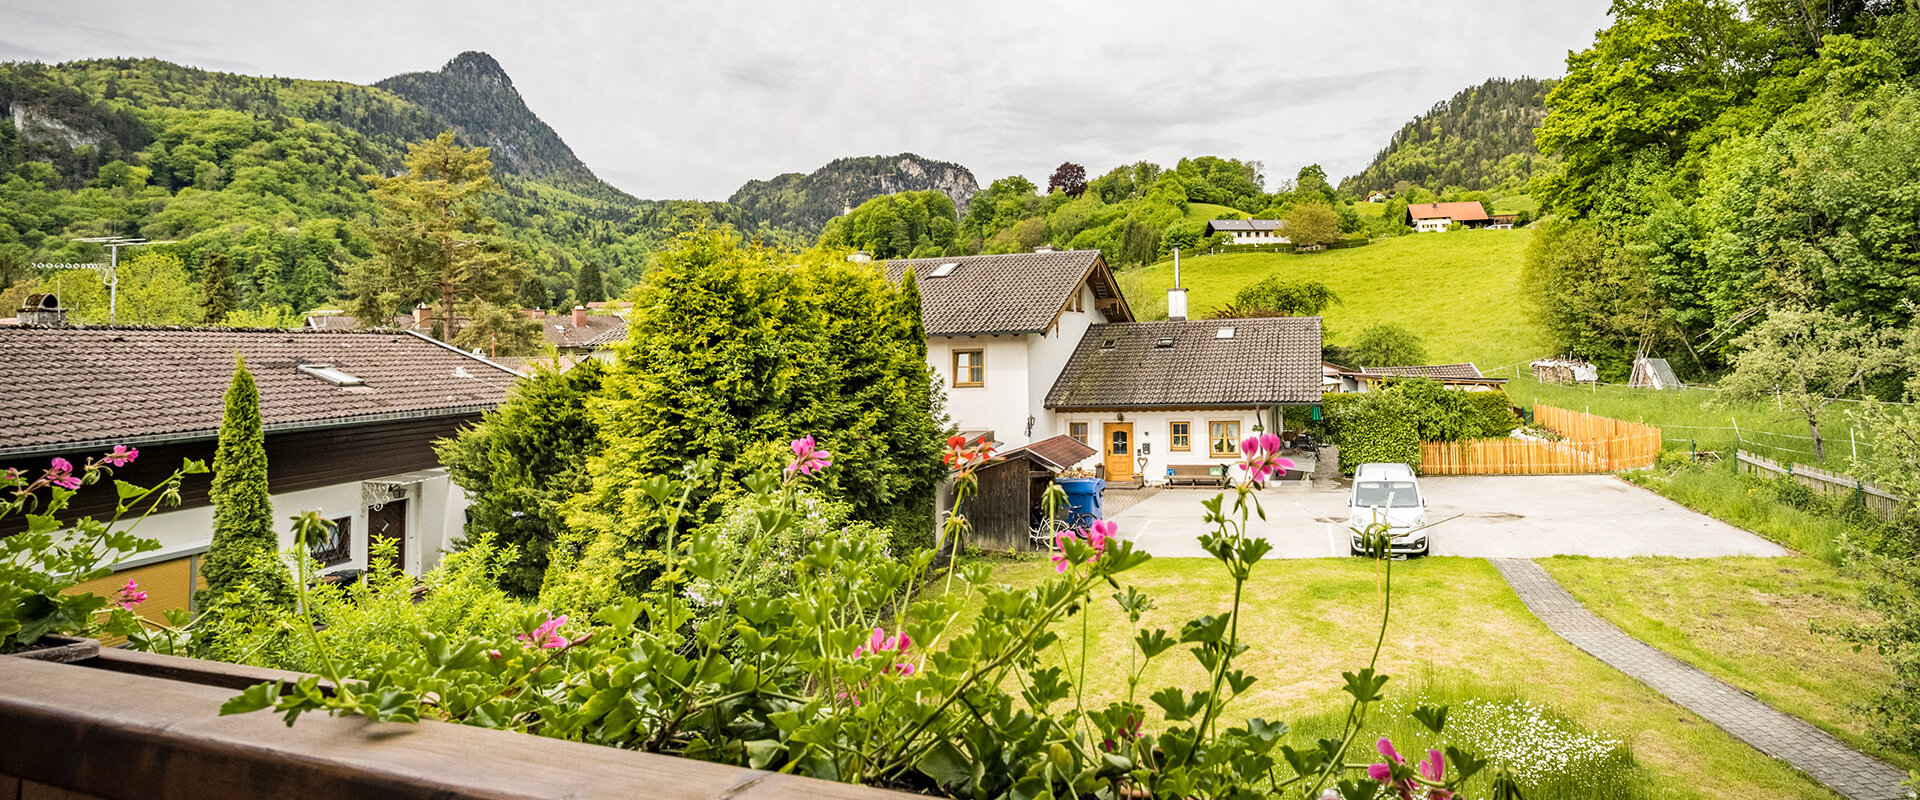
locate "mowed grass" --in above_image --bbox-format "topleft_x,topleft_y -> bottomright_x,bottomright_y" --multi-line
1184,202 -> 1245,221
949,556 -> 1834,799
1493,194 -> 1538,215
1510,375 -> 1872,471
1118,230 -> 1547,369
1543,556 -> 1910,771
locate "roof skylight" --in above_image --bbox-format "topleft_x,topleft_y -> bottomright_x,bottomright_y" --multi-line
1216,327 -> 1236,339
1153,337 -> 1175,349
297,363 -> 364,386
929,262 -> 960,278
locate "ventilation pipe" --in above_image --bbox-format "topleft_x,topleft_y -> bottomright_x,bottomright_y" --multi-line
1168,247 -> 1189,321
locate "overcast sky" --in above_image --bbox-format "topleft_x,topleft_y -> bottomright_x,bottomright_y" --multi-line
0,1 -> 1612,200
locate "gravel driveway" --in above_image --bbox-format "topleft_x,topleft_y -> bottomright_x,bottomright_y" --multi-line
1111,475 -> 1790,559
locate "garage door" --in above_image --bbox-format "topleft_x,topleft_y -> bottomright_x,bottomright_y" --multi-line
64,555 -> 202,645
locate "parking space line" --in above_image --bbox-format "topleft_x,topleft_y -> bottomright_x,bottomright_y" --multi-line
1326,524 -> 1343,558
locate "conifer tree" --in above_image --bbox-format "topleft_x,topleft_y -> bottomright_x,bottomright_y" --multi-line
574,260 -> 606,304
200,357 -> 293,607
201,252 -> 238,323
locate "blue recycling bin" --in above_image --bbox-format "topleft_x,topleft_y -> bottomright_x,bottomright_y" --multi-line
1056,477 -> 1106,522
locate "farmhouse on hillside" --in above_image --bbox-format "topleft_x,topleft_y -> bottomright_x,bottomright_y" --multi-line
884,249 -> 1323,484
1203,218 -> 1290,245
0,320 -> 521,614
1406,201 -> 1497,232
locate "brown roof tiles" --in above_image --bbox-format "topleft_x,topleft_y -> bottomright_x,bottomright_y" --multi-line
883,250 -> 1132,336
0,326 -> 520,456
1045,317 -> 1323,409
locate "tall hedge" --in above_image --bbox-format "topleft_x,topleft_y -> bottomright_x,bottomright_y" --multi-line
200,356 -> 293,607
1322,381 -> 1522,474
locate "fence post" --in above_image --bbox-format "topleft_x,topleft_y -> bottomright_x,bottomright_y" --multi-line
1851,426 -> 1857,461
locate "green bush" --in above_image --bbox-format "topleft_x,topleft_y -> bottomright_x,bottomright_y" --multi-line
1466,391 -> 1521,436
1325,392 -> 1419,473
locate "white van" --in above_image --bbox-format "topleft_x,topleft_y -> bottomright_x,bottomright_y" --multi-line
1347,463 -> 1430,556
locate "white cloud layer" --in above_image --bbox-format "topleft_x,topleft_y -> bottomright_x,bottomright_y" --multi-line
0,0 -> 1612,200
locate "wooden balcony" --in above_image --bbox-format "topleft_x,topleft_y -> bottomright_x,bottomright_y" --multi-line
0,649 -> 915,800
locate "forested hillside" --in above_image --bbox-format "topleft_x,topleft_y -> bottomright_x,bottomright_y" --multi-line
1525,3 -> 1920,379
1340,77 -> 1556,195
728,153 -> 978,234
0,54 -> 761,319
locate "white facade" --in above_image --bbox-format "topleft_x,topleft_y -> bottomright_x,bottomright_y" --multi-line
1050,409 -> 1271,484
116,469 -> 467,580
1413,217 -> 1451,233
1227,229 -> 1290,245
932,282 -> 1104,449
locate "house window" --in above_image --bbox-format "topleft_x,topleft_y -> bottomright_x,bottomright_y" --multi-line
1209,421 -> 1241,458
310,516 -> 353,567
953,349 -> 984,388
1070,422 -> 1089,446
1170,421 -> 1191,451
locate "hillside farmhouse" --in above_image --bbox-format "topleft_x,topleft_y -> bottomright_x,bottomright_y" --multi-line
0,322 -> 520,617
1203,218 -> 1290,245
885,249 -> 1323,484
1405,201 -> 1516,232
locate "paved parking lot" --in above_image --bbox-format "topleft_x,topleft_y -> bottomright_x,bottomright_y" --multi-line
1108,475 -> 1790,559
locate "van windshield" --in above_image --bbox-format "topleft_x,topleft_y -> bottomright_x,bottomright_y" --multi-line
1354,481 -> 1420,507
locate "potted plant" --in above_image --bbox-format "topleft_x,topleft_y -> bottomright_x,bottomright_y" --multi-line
1,447 -> 203,662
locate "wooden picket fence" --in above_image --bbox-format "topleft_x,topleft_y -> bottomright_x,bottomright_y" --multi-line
1421,404 -> 1662,475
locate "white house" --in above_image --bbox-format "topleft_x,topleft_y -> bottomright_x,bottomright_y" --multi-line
1406,201 -> 1492,233
1203,218 -> 1290,245
0,322 -> 521,620
886,249 -> 1323,485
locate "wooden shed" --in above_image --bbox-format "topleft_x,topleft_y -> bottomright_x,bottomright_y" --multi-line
966,435 -> 1097,553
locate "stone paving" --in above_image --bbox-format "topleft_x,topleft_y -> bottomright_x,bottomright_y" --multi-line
1489,558 -> 1909,800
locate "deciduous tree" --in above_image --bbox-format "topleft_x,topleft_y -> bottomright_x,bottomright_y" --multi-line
451,300 -> 546,358
1047,162 -> 1088,197
1352,323 -> 1428,367
1282,202 -> 1343,248
1721,305 -> 1898,460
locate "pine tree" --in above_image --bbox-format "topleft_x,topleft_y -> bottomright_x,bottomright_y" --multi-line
517,277 -> 549,311
574,260 -> 606,304
200,357 -> 294,607
201,252 -> 238,323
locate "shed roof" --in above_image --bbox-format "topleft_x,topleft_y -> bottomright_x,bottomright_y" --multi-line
883,250 -> 1131,336
1346,363 -> 1487,380
1045,317 -> 1323,410
0,326 -> 520,457
1000,434 -> 1097,471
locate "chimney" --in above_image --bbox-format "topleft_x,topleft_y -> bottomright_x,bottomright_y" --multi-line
572,306 -> 588,327
413,304 -> 431,328
1168,249 -> 1188,321
847,251 -> 872,263
17,293 -> 68,326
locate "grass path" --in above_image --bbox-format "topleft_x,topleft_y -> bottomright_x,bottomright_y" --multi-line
958,556 -> 1836,799
1116,230 -> 1546,369
1542,555 -> 1911,772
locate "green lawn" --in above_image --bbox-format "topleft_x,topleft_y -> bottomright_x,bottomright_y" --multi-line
1184,202 -> 1246,221
1493,194 -> 1538,215
1118,230 -> 1547,369
953,556 -> 1836,800
1542,556 -> 1911,771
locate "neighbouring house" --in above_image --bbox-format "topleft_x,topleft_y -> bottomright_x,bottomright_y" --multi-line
885,248 -> 1324,485
1203,218 -> 1290,245
303,306 -> 448,333
1484,214 -> 1519,229
0,321 -> 521,619
585,300 -> 635,317
1530,358 -> 1599,385
1629,357 -> 1683,390
1328,363 -> 1508,393
1405,201 -> 1492,232
1367,191 -> 1388,203
538,306 -> 628,355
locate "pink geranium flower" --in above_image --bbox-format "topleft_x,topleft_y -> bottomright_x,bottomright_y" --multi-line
1050,520 -> 1116,573
853,626 -> 915,676
103,445 -> 139,467
116,578 -> 148,611
1237,433 -> 1294,485
1368,738 -> 1446,799
44,458 -> 80,490
518,614 -> 569,649
784,435 -> 832,478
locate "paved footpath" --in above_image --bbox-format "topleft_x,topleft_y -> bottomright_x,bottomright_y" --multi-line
1489,558 -> 1909,800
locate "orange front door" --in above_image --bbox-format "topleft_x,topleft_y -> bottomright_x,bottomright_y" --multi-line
1103,423 -> 1134,480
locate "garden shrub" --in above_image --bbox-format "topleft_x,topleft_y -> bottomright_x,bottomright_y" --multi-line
200,357 -> 294,609
1325,392 -> 1419,473
1466,391 -> 1521,436
1322,382 -> 1521,473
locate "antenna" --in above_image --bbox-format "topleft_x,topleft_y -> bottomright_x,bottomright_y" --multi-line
32,236 -> 178,323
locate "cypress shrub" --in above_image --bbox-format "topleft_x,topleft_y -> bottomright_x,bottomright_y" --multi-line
200,356 -> 294,608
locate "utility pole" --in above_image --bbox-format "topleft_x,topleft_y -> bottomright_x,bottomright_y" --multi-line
32,236 -> 177,323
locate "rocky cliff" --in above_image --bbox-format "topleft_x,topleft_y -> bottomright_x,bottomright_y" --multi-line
728,153 -> 979,234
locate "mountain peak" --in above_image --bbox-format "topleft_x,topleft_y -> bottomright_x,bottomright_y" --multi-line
440,51 -> 514,93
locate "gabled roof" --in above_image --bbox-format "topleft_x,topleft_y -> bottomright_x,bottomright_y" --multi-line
1406,202 -> 1490,222
883,250 -> 1132,336
1000,434 -> 1097,471
0,326 -> 521,457
1204,219 -> 1286,233
1348,363 -> 1486,380
543,315 -> 627,349
1045,317 -> 1323,410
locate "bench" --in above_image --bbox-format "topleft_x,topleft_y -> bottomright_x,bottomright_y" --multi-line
1165,464 -> 1229,487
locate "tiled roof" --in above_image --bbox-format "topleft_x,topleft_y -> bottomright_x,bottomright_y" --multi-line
883,250 -> 1132,336
542,315 -> 627,349
1349,363 -> 1486,379
304,314 -> 418,331
1406,202 -> 1490,222
1000,434 -> 1097,471
1204,219 -> 1286,233
0,326 -> 521,456
1045,317 -> 1323,409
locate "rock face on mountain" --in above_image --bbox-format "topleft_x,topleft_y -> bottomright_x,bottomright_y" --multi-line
729,153 -> 979,234
376,52 -> 621,200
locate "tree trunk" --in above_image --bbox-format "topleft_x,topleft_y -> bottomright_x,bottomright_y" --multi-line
1809,414 -> 1826,461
